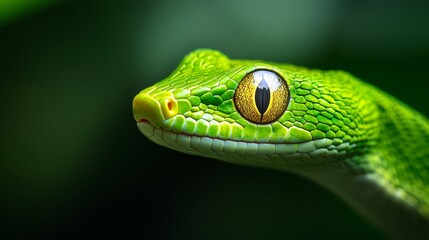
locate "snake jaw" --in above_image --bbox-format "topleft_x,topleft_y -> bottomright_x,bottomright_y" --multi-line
137,119 -> 354,169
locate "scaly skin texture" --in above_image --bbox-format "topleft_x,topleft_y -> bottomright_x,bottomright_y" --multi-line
133,49 -> 429,239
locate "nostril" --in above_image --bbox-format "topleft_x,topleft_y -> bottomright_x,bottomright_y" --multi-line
167,100 -> 173,111
161,98 -> 178,119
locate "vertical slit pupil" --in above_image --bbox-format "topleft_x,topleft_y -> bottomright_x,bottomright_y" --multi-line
255,79 -> 270,121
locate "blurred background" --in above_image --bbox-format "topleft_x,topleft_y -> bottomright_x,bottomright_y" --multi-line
1,0 -> 428,239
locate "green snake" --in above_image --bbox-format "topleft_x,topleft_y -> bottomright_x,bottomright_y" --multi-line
132,49 -> 429,239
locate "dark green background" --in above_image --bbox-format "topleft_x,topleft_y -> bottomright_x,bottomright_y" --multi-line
1,0 -> 428,239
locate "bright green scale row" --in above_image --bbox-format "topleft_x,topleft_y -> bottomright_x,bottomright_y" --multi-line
133,49 -> 429,239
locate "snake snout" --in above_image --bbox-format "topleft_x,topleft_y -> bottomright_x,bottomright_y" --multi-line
132,92 -> 178,128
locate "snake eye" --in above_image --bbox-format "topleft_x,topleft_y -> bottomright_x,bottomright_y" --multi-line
234,70 -> 289,124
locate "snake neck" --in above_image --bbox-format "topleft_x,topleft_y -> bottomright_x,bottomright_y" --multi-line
369,90 -> 429,217
297,90 -> 429,239
296,167 -> 429,240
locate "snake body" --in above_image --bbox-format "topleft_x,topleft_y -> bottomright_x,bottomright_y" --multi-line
133,49 -> 429,239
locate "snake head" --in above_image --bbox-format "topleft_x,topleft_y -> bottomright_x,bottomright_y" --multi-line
133,49 -> 377,169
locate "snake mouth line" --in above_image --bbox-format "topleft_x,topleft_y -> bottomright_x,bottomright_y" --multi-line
136,121 -> 351,157
137,120 -> 310,144
138,118 -> 149,123
137,121 -> 255,143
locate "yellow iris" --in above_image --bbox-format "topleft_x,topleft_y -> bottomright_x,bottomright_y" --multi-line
234,70 -> 289,124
